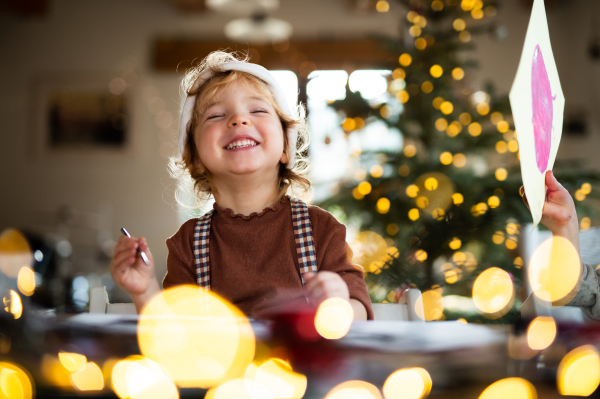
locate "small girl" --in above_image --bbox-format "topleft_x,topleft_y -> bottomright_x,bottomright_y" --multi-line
110,51 -> 373,320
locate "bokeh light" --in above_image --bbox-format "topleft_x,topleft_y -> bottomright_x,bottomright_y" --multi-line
16,267 -> 35,296
459,112 -> 472,125
478,378 -> 536,399
376,198 -> 391,214
403,144 -> 417,157
430,65 -> 443,78
557,345 -> 600,396
325,380 -> 382,399
468,122 -> 482,136
453,18 -> 466,31
383,367 -> 432,399
440,101 -> 454,115
421,290 -> 444,321
254,358 -> 306,399
453,153 -> 466,168
408,209 -> 420,221
0,229 -> 32,278
406,184 -> 420,198
414,172 -> 455,213
59,352 -> 87,373
111,356 -> 178,399
351,231 -> 388,272
70,362 -> 104,391
472,267 -> 513,318
205,379 -> 271,399
399,54 -> 412,67
440,152 -> 453,165
138,286 -> 255,388
0,362 -> 34,399
526,316 -> 556,350
449,238 -> 462,250
495,168 -> 507,181
528,237 -> 581,304
349,71 -> 389,100
314,298 -> 354,340
3,290 -> 23,319
435,118 -> 448,132
452,68 -> 465,80
452,193 -> 464,205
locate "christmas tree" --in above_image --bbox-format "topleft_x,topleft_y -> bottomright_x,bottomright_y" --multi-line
318,0 -> 600,323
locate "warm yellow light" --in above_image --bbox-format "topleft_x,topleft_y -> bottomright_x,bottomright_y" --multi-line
415,250 -> 427,262
496,141 -> 507,153
488,196 -> 500,209
453,18 -> 466,31
398,165 -> 410,176
341,118 -> 356,132
430,65 -> 443,78
440,152 -> 453,165
431,0 -> 444,11
254,358 -> 307,399
387,223 -> 399,236
472,267 -> 513,318
476,103 -> 490,115
435,118 -> 448,132
3,290 -> 22,319
0,229 -> 33,279
111,356 -> 178,399
496,120 -> 509,133
70,362 -> 104,391
415,196 -> 429,209
370,164 -> 383,178
495,168 -> 507,181
409,26 -> 422,37
506,237 -> 518,250
205,379 -> 272,399
452,68 -> 465,80
421,80 -> 433,93
468,122 -> 482,136
59,352 -> 87,373
397,90 -> 410,103
527,316 -> 556,350
415,38 -> 427,50
0,362 -> 34,399
445,268 -> 462,284
452,193 -> 464,205
325,380 -> 382,399
354,168 -> 367,182
407,11 -> 418,22
431,208 -> 445,220
352,188 -> 364,200
16,267 -> 35,297
351,231 -> 388,270
376,0 -> 390,12
453,153 -> 466,168
393,68 -> 406,80
399,53 -> 412,67
557,345 -> 600,396
459,31 -> 471,43
380,105 -> 392,119
471,202 -> 488,216
478,378 -> 536,399
404,144 -> 417,157
514,257 -> 524,269
581,182 -> 592,195
383,367 -> 432,399
449,238 -> 462,250
492,231 -> 505,245
41,355 -> 72,388
138,286 -> 255,388
406,184 -> 419,198
581,217 -> 591,230
471,8 -> 484,19
376,198 -> 391,214
459,112 -> 472,125
315,298 -> 354,340
424,177 -> 438,191
440,101 -> 453,115
490,112 -> 503,125
421,290 -> 443,321
432,97 -> 444,109
507,140 -> 519,153
408,209 -> 420,221
453,251 -> 466,265
358,181 -> 372,196
528,236 -> 581,304
575,190 -> 586,201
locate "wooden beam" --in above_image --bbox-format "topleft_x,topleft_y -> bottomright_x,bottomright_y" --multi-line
153,38 -> 398,74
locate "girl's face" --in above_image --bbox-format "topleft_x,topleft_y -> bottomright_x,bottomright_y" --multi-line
193,80 -> 287,181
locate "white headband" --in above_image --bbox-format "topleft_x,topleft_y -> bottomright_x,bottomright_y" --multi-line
178,62 -> 297,168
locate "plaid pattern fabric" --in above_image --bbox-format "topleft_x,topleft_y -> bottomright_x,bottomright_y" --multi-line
194,209 -> 214,290
193,198 -> 318,291
290,198 -> 318,286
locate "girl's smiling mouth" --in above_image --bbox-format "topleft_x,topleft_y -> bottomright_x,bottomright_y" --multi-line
224,137 -> 260,150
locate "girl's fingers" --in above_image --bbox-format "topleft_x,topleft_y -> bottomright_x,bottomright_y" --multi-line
545,170 -> 563,191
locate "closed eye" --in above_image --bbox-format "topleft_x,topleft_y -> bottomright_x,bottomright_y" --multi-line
205,114 -> 224,120
252,109 -> 268,114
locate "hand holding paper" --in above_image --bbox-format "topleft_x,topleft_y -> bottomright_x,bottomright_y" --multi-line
510,0 -> 565,227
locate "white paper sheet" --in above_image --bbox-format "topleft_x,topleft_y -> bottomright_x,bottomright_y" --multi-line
509,0 -> 565,227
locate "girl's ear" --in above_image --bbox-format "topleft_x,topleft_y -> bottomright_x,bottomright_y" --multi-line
280,152 -> 289,165
195,158 -> 206,174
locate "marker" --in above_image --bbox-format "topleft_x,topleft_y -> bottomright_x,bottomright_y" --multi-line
120,228 -> 150,266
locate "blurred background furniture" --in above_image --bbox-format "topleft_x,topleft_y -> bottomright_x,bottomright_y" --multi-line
89,286 -> 136,315
371,288 -> 424,321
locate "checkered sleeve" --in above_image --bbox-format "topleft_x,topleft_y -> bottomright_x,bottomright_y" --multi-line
290,198 -> 318,285
194,210 -> 214,290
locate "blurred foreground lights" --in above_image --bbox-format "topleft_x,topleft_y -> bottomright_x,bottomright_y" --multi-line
205,379 -> 271,399
421,290 -> 443,321
112,356 -> 178,399
17,267 -> 35,296
351,231 -> 388,272
70,362 -> 104,391
383,368 -> 432,399
0,362 -> 34,399
138,285 -> 255,388
478,378 -> 536,399
527,317 -> 556,350
472,267 -> 513,319
315,298 -> 354,340
528,237 -> 580,305
3,290 -> 22,319
59,352 -> 87,373
325,380 -> 382,399
557,345 -> 600,396
0,229 -> 32,278
254,358 -> 307,399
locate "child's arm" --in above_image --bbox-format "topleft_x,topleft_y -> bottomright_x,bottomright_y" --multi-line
303,272 -> 368,320
110,235 -> 161,314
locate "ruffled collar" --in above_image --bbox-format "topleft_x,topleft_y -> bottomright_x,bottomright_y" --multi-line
213,196 -> 288,221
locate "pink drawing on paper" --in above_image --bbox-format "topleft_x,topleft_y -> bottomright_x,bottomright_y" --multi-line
531,44 -> 556,174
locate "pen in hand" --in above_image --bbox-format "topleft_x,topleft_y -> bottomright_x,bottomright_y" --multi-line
120,228 -> 150,266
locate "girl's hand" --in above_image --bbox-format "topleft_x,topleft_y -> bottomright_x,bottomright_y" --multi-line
110,236 -> 156,296
303,271 -> 350,306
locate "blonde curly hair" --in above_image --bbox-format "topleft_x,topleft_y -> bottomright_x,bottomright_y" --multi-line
170,51 -> 311,208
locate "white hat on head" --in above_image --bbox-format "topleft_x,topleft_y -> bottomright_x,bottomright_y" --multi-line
178,62 -> 298,168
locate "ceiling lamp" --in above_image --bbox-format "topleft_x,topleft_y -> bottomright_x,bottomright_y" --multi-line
224,13 -> 293,44
206,0 -> 280,16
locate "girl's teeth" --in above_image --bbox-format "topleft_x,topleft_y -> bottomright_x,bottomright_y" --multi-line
227,140 -> 257,149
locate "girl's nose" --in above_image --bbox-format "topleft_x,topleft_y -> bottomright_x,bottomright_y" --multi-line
228,113 -> 250,128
